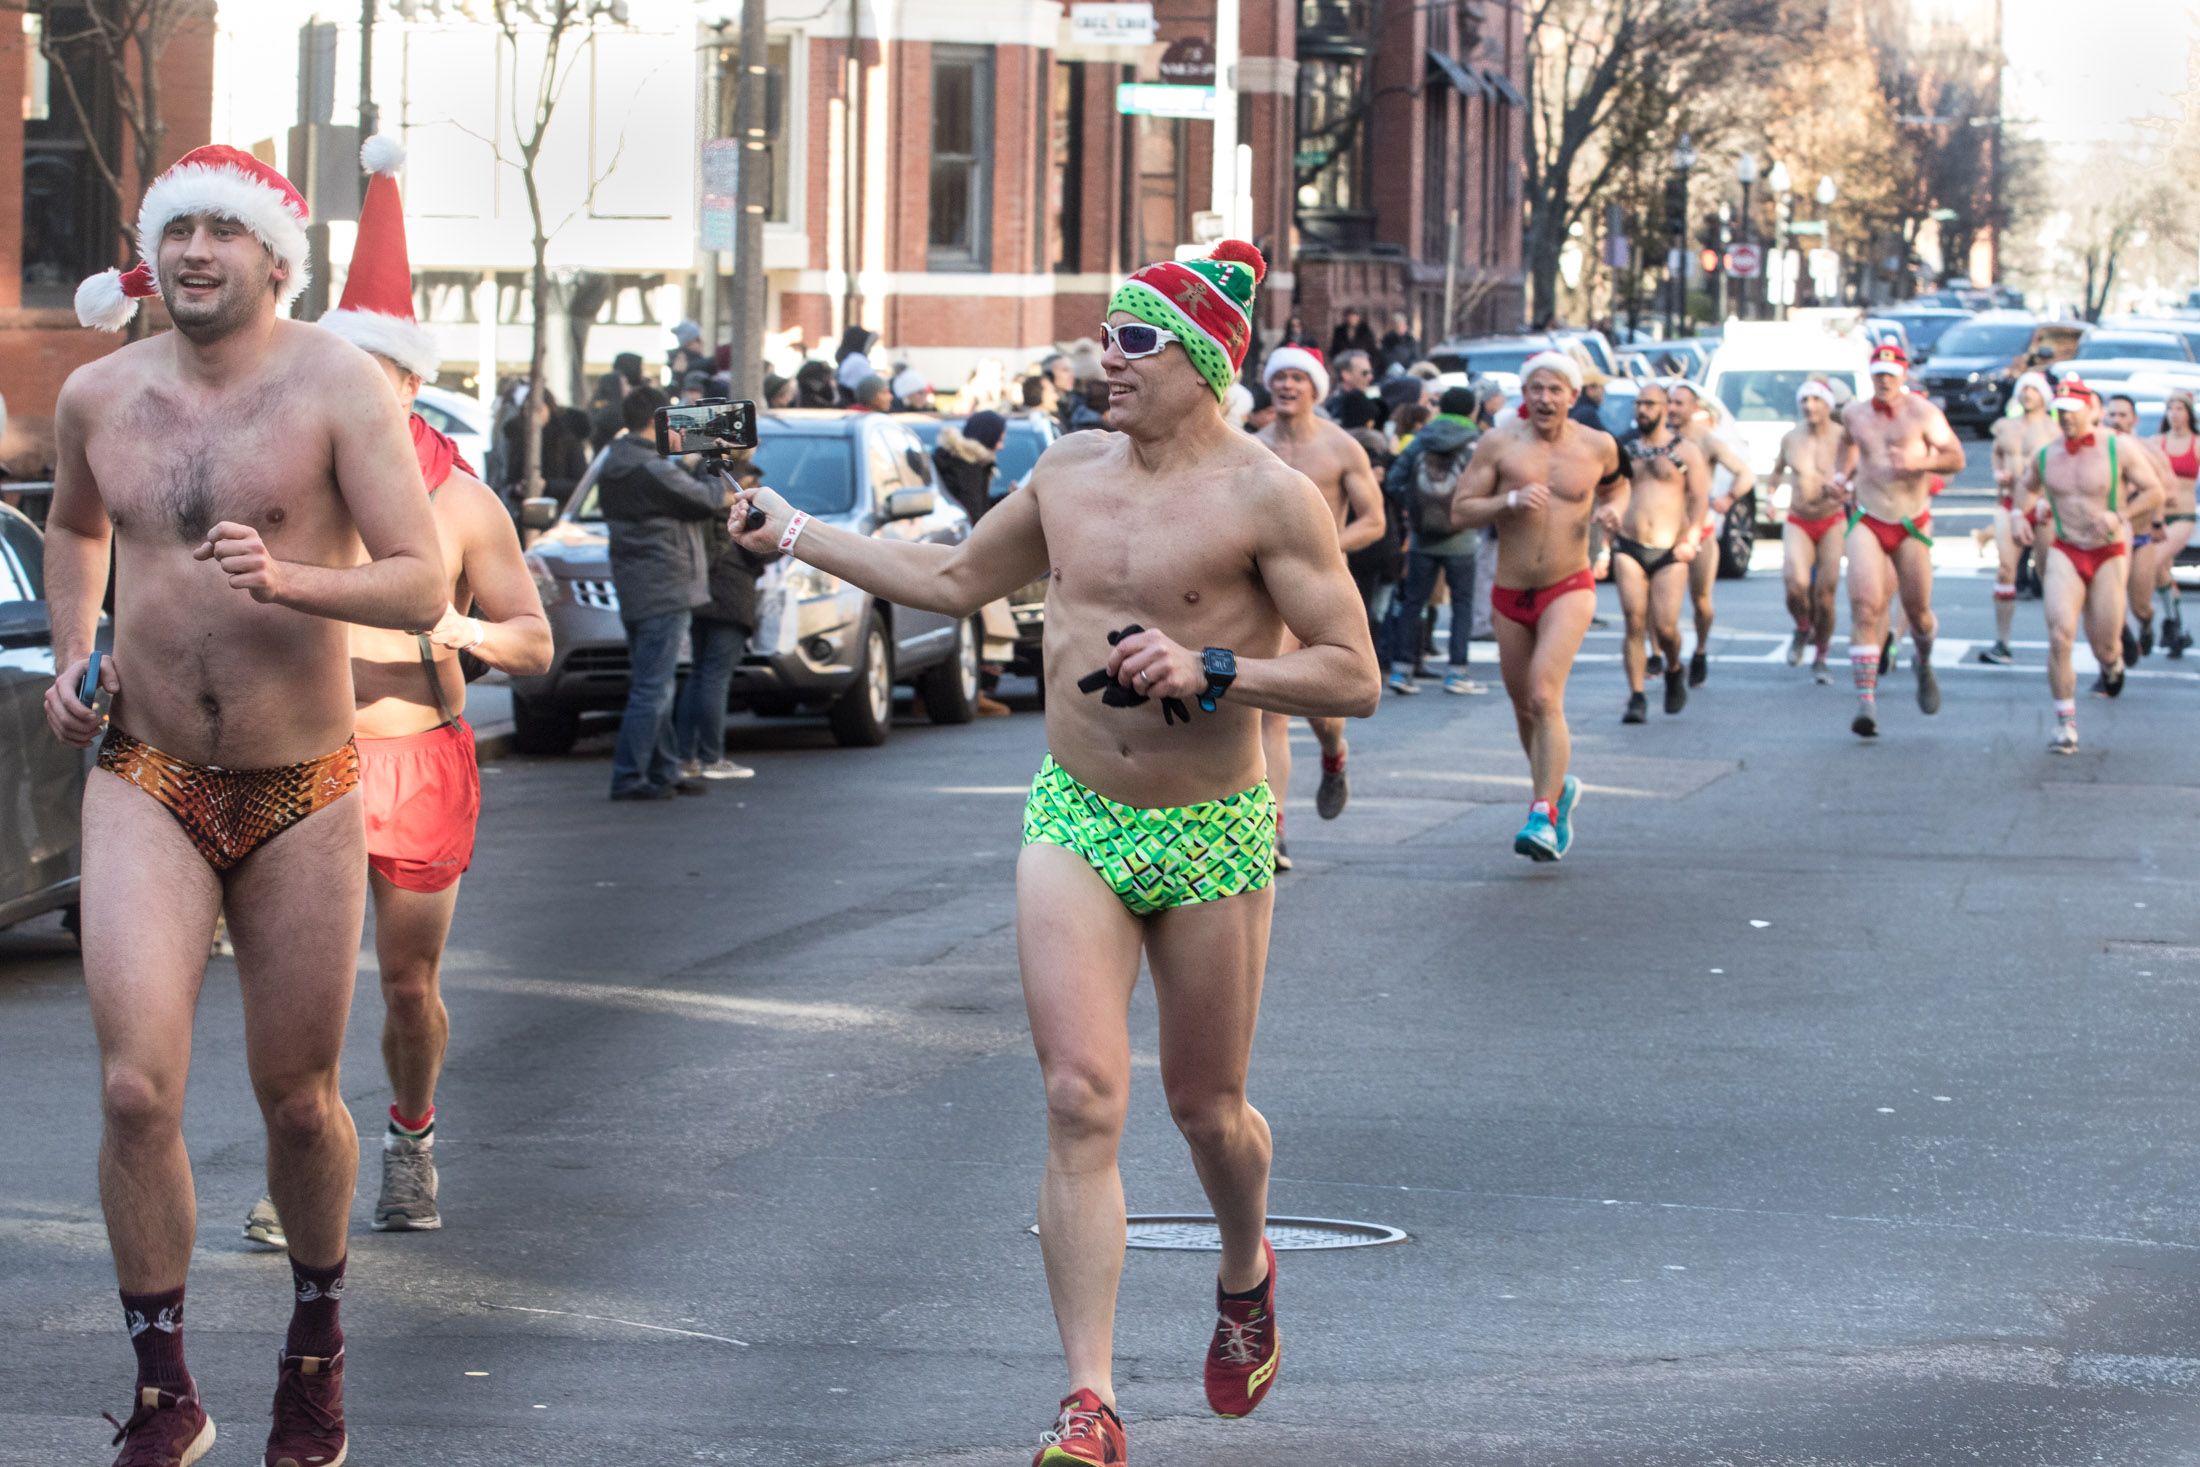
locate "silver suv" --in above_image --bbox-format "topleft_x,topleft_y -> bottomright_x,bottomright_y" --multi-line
510,410 -> 982,752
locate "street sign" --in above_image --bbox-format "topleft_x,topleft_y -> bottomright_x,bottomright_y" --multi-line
1726,242 -> 1762,278
1159,37 -> 1215,86
700,138 -> 740,252
1070,2 -> 1155,46
1787,219 -> 1827,237
1117,83 -> 1218,119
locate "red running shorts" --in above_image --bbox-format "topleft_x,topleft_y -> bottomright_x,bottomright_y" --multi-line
360,719 -> 480,893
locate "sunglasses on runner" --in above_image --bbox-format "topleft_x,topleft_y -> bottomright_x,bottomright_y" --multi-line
1101,322 -> 1182,359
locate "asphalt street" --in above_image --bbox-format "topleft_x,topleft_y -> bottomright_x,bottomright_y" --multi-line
7,450 -> 2200,1465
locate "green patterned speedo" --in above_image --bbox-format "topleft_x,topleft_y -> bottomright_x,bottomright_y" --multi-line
1022,756 -> 1276,916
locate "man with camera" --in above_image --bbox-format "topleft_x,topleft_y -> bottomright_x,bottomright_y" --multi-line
728,241 -> 1380,1465
599,385 -> 732,800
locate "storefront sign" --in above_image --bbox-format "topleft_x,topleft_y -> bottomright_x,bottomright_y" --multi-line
1070,3 -> 1156,47
1159,37 -> 1215,86
1117,83 -> 1218,119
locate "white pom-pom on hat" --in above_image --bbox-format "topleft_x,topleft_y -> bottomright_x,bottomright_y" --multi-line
360,135 -> 406,177
75,270 -> 138,332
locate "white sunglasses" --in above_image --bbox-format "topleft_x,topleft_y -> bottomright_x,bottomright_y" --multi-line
1101,322 -> 1183,360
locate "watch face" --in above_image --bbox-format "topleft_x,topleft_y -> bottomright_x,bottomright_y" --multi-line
1203,648 -> 1233,677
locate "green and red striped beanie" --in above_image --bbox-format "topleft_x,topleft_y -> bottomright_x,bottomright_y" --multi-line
1106,239 -> 1267,402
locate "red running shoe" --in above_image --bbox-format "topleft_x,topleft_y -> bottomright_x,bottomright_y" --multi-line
263,1348 -> 346,1467
1031,1387 -> 1126,1466
1204,1236 -> 1280,1418
104,1386 -> 214,1467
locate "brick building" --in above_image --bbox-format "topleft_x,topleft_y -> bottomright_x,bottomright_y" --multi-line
1,7 -> 215,475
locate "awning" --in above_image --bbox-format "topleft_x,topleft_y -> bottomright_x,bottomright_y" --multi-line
1426,50 -> 1488,100
1479,67 -> 1526,108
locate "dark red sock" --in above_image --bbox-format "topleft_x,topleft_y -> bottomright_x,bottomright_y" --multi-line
120,1285 -> 193,1394
1321,751 -> 1347,774
286,1256 -> 346,1358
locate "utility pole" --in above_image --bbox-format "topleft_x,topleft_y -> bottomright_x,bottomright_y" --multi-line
727,0 -> 768,404
359,0 -> 378,141
1209,0 -> 1240,235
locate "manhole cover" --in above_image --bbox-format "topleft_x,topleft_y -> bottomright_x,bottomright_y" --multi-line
1031,1215 -> 1406,1251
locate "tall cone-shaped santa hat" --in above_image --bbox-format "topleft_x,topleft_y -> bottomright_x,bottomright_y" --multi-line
317,137 -> 439,378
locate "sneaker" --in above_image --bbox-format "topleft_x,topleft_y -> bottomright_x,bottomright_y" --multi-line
373,1133 -> 441,1232
1787,628 -> 1809,666
671,778 -> 710,796
1032,1388 -> 1125,1467
1663,669 -> 1688,715
2123,625 -> 2141,667
1622,691 -> 1647,724
1513,809 -> 1561,862
1205,1237 -> 1281,1418
1688,648 -> 1708,687
1644,652 -> 1665,677
1553,774 -> 1582,857
1914,658 -> 1941,715
1878,633 -> 1897,676
2140,621 -> 2156,657
1442,673 -> 1488,695
264,1349 -> 345,1467
1411,663 -> 1441,680
977,695 -> 1013,717
2050,722 -> 2080,754
1976,641 -> 2014,665
105,1386 -> 214,1467
1852,706 -> 1879,738
1315,761 -> 1348,820
696,758 -> 755,779
242,1195 -> 286,1251
1813,660 -> 1833,685
1385,671 -> 1419,696
677,760 -> 701,779
2101,663 -> 2126,698
1272,841 -> 1292,874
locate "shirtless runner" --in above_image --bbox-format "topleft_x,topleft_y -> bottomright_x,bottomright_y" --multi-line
1450,351 -> 1626,860
2013,378 -> 2165,752
1667,380 -> 1755,686
1980,371 -> 2056,664
1772,379 -> 1848,682
729,241 -> 1379,1464
241,139 -> 552,1250
44,146 -> 446,1467
1831,343 -> 1966,737
2145,390 -> 2199,659
1609,380 -> 1708,722
1257,343 -> 1383,849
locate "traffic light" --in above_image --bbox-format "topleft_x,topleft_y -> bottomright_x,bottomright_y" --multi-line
1664,174 -> 1688,239
1699,247 -> 1720,275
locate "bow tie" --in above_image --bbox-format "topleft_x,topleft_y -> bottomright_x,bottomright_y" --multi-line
2066,432 -> 2096,450
1872,397 -> 1899,418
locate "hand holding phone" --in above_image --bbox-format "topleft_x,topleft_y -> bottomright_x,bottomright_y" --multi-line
78,650 -> 104,708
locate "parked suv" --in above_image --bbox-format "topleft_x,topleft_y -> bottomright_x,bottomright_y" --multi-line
898,411 -> 1056,683
510,410 -> 983,753
1912,314 -> 2080,436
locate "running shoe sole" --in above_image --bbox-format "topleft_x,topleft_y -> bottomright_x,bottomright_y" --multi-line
1915,659 -> 1940,715
1879,635 -> 1896,675
2124,627 -> 2141,666
1664,673 -> 1687,715
1316,767 -> 1348,820
2103,667 -> 2126,698
242,1197 -> 286,1251
1976,645 -> 2013,664
182,1417 -> 215,1466
2050,733 -> 2079,754
1554,776 -> 1581,857
1787,632 -> 1808,666
1852,710 -> 1879,738
1513,825 -> 1561,862
1688,651 -> 1708,687
1385,679 -> 1419,696
1814,664 -> 1833,684
1622,695 -> 1647,724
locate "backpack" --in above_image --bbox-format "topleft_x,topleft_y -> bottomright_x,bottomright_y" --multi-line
1413,442 -> 1468,538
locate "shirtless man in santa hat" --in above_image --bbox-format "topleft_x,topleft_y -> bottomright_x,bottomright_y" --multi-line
1449,351 -> 1627,860
1830,342 -> 1967,737
240,138 -> 551,1255
47,145 -> 445,1466
1256,342 -> 1384,856
1771,379 -> 1848,682
1980,371 -> 2057,665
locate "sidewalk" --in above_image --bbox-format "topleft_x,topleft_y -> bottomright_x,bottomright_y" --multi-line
465,679 -> 516,760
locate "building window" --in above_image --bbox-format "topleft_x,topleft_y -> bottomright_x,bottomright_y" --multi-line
1049,61 -> 1083,273
1295,57 -> 1365,214
22,4 -> 120,308
717,37 -> 794,225
929,45 -> 992,269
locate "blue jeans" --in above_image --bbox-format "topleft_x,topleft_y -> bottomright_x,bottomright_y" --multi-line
674,618 -> 746,766
611,609 -> 690,795
1383,550 -> 1476,670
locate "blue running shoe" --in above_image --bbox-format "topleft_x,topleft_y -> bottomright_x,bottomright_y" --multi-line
1513,809 -> 1561,862
1553,775 -> 1581,856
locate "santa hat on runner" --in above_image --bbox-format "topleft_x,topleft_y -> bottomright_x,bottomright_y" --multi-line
2051,377 -> 2099,414
2011,370 -> 2053,410
1106,240 -> 1265,402
316,137 -> 438,378
1867,342 -> 1910,377
1262,343 -> 1329,402
75,144 -> 312,331
1796,378 -> 1838,410
1520,350 -> 1583,391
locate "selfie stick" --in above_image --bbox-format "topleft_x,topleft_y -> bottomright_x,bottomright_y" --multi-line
704,458 -> 768,533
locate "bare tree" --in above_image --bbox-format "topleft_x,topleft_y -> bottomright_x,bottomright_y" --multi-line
28,0 -> 211,336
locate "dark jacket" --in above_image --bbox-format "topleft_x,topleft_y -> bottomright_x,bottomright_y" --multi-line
594,433 -> 727,624
932,426 -> 998,522
505,407 -> 593,504
1378,330 -> 1423,373
1568,395 -> 1606,429
695,511 -> 771,631
1386,414 -> 1480,555
1329,319 -> 1378,361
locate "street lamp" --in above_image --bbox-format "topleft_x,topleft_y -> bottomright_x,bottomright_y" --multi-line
1667,134 -> 1698,339
1736,151 -> 1758,319
1768,161 -> 1792,319
1816,175 -> 1839,304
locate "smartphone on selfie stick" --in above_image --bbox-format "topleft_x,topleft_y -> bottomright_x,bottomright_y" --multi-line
655,399 -> 767,532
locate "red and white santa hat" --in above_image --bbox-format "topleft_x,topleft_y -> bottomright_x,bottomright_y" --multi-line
1520,350 -> 1583,391
2051,377 -> 2099,414
316,137 -> 438,379
1262,344 -> 1330,402
75,144 -> 312,331
1868,342 -> 1910,377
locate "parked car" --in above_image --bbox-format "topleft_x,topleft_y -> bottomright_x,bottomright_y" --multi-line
0,501 -> 94,932
898,412 -> 1056,681
509,409 -> 983,753
1699,318 -> 1873,569
2054,328 -> 2200,430
1873,306 -> 1973,362
1911,314 -> 2079,436
1427,333 -> 1579,381
413,383 -> 492,476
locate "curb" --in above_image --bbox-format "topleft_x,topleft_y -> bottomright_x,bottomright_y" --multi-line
473,723 -> 517,761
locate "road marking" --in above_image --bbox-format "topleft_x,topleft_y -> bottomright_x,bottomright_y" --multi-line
930,786 -> 1029,794
1385,770 -> 1665,798
479,1302 -> 749,1347
455,975 -> 888,1030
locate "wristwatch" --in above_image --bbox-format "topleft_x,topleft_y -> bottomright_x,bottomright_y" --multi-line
1198,647 -> 1236,713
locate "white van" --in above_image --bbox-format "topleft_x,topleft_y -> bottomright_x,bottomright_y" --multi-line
1699,314 -> 1871,527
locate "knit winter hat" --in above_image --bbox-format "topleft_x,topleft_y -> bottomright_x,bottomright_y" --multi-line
1106,239 -> 1266,402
